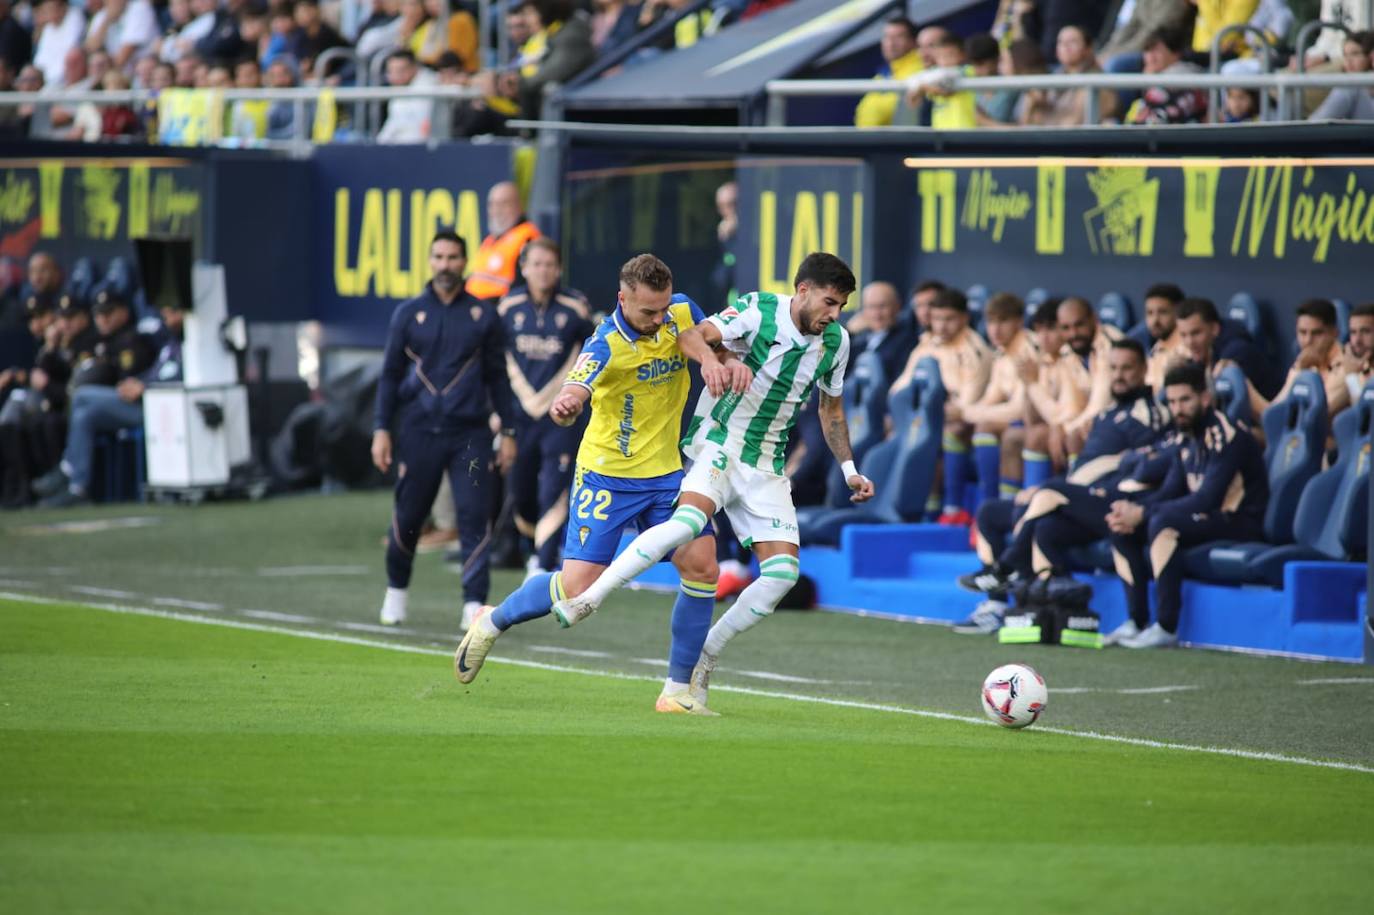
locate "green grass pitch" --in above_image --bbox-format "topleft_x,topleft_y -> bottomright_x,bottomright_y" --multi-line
3,599 -> 1373,913
2,494 -> 1374,912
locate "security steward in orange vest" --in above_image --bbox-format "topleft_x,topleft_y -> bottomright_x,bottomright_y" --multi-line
465,181 -> 542,301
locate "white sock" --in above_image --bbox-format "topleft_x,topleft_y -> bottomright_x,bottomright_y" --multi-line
580,504 -> 710,607
702,555 -> 798,657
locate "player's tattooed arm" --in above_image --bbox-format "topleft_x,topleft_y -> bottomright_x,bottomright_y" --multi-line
820,391 -> 875,502
818,392 -> 854,463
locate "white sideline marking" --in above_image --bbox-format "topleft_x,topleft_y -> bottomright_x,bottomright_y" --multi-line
528,645 -> 615,659
731,669 -> 835,685
340,621 -> 405,634
70,586 -> 140,599
3,590 -> 1372,777
15,516 -> 161,536
152,597 -> 223,612
240,609 -> 319,624
1298,678 -> 1374,686
0,579 -> 36,587
258,565 -> 370,578
1057,685 -> 1200,695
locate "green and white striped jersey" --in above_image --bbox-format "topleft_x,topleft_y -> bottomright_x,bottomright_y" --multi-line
681,291 -> 850,476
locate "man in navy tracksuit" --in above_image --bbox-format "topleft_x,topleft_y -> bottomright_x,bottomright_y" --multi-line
956,338 -> 1172,634
1105,361 -> 1267,649
497,237 -> 594,576
372,231 -> 518,630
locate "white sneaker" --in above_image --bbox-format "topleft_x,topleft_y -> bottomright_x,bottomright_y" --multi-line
1120,622 -> 1178,649
523,555 -> 547,583
1103,619 -> 1141,646
951,600 -> 1007,634
460,600 -> 482,632
453,610 -> 499,683
551,595 -> 596,629
379,588 -> 407,626
688,651 -> 718,707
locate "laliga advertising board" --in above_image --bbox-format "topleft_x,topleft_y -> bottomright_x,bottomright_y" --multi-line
311,143 -> 517,348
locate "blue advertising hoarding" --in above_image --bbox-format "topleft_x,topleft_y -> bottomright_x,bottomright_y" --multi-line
311,143 -> 515,348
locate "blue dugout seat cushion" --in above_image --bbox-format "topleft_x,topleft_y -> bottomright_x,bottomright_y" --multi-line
800,356 -> 945,546
820,350 -> 888,508
1211,363 -> 1253,426
1242,379 -> 1372,585
1096,292 -> 1134,331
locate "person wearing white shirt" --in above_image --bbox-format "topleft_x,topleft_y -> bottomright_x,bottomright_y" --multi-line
86,0 -> 160,68
32,0 -> 87,87
1312,0 -> 1372,64
377,49 -> 437,144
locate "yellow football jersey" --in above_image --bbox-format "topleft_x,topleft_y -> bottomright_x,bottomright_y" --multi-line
564,294 -> 705,478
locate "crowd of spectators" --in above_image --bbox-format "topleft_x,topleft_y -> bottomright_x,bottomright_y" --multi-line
857,1 -> 1374,129
0,251 -> 182,507
0,0 -> 806,143
2,0 -> 1370,143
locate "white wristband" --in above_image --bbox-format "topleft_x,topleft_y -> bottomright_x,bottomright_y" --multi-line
841,460 -> 859,480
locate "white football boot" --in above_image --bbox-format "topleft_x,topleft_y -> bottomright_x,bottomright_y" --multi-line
379,588 -> 408,626
453,608 -> 499,683
551,595 -> 597,628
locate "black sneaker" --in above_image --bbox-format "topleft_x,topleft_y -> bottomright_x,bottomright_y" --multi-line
957,565 -> 1013,597
39,487 -> 90,509
32,467 -> 69,498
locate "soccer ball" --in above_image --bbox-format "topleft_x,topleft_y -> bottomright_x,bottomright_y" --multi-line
981,663 -> 1048,729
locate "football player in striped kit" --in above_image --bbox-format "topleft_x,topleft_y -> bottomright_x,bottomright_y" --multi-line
550,252 -> 875,713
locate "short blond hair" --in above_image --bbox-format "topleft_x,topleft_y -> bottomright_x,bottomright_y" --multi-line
619,253 -> 672,292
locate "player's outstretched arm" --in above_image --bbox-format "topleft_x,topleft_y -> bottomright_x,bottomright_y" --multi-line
818,391 -> 875,503
679,324 -> 752,397
549,384 -> 591,427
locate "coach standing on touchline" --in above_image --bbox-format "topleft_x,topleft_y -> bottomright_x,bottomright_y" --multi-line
373,230 -> 519,631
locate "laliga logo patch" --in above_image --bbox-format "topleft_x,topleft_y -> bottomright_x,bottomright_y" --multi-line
120,350 -> 134,369
567,352 -> 600,383
578,526 -> 590,546
556,313 -> 568,329
513,312 -> 525,330
471,306 -> 483,321
416,311 -> 426,324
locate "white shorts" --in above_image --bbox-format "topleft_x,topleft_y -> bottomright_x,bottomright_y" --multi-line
681,444 -> 799,547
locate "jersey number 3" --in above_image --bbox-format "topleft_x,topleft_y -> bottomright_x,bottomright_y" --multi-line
575,488 -> 612,520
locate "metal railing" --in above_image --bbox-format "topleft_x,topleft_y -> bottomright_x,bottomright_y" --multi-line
1208,24 -> 1277,123
764,71 -> 1374,125
0,85 -> 484,152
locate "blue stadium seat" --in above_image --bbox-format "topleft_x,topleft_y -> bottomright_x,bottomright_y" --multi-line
965,284 -> 988,332
1225,292 -> 1265,342
1195,370 -> 1329,581
1212,363 -> 1253,426
103,256 -> 138,301
1229,378 -> 1372,586
1332,298 -> 1350,341
820,350 -> 888,508
66,257 -> 99,307
1024,287 -> 1050,318
1096,292 -> 1134,331
799,356 -> 945,545
1125,321 -> 1152,350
